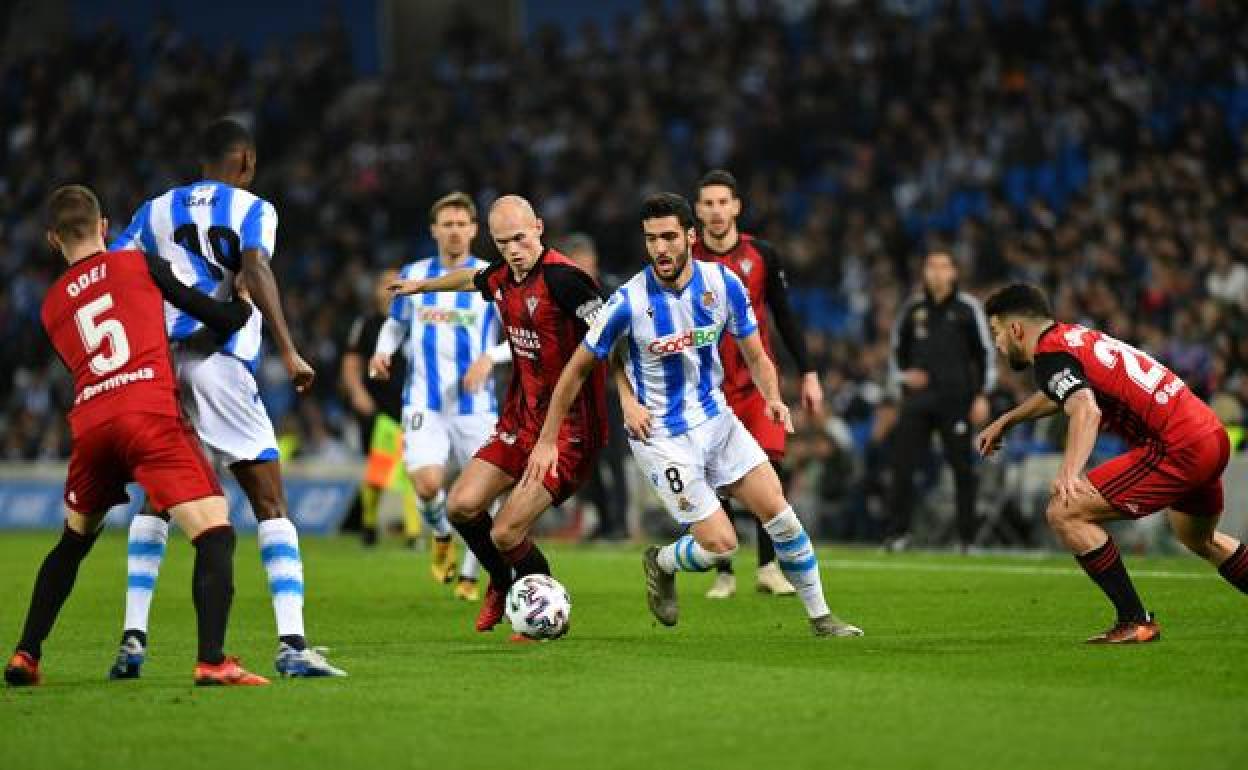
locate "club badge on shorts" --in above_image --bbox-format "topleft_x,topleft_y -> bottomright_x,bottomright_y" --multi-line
701,290 -> 716,308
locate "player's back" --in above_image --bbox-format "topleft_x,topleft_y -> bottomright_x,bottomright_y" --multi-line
41,249 -> 182,437
478,249 -> 607,447
1038,322 -> 1220,448
111,180 -> 275,363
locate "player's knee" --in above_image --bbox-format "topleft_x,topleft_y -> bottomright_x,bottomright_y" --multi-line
412,478 -> 442,501
490,520 -> 524,552
1176,529 -> 1215,559
1044,500 -> 1073,532
446,487 -> 483,523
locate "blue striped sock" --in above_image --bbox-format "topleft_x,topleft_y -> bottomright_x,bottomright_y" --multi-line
124,515 -> 168,633
657,535 -> 718,573
763,507 -> 830,619
258,518 -> 305,640
422,490 -> 451,538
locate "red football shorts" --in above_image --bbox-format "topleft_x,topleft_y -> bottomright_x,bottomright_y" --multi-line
64,413 -> 223,513
1088,429 -> 1230,518
475,427 -> 598,506
728,389 -> 786,460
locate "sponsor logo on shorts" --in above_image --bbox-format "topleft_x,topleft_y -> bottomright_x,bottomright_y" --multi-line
677,497 -> 694,513
647,323 -> 722,356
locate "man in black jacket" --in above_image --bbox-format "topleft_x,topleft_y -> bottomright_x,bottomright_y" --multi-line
885,252 -> 995,550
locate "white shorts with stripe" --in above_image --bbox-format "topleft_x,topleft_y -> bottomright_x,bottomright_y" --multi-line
175,350 -> 279,467
630,411 -> 768,525
401,408 -> 497,472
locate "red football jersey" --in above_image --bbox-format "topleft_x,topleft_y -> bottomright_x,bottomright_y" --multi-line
41,249 -> 182,437
1033,322 -> 1221,449
693,234 -> 776,405
474,248 -> 608,449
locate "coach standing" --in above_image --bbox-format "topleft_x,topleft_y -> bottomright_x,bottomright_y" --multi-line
884,252 -> 995,551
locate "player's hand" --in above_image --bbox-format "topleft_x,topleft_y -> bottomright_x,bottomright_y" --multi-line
621,396 -> 653,440
969,394 -> 991,427
800,372 -> 824,419
976,416 -> 1009,457
462,353 -> 494,393
902,369 -> 929,390
284,351 -> 315,393
369,354 -> 392,381
521,439 -> 559,489
388,278 -> 428,296
1051,468 -> 1095,508
766,399 -> 795,434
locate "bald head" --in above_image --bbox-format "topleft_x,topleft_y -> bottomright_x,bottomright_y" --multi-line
489,195 -> 545,279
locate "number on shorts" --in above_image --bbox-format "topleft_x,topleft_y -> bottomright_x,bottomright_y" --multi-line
407,412 -> 424,431
665,467 -> 684,494
75,293 -> 131,375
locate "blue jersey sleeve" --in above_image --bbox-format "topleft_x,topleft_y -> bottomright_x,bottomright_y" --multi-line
720,265 -> 758,338
582,288 -> 632,360
239,198 -> 278,258
109,200 -> 156,253
388,264 -> 416,323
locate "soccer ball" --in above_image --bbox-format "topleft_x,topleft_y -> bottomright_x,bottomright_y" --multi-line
506,574 -> 572,640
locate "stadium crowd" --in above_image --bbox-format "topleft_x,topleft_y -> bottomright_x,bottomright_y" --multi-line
3,1 -> 1247,540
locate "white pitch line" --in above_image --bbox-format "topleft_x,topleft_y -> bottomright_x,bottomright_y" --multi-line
820,558 -> 1215,580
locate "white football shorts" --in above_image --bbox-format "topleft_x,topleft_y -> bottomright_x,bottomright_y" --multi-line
630,411 -> 768,524
402,407 -> 498,472
175,350 -> 279,467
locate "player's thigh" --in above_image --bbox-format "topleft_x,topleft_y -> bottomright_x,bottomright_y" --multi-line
492,477 -> 555,547
64,422 -> 130,515
127,414 -> 226,515
402,408 -> 451,478
450,414 -> 498,470
447,457 -> 516,520
630,434 -> 721,525
706,414 -> 775,516
167,495 -> 230,540
179,352 -> 279,466
1046,472 -> 1122,528
64,507 -> 110,537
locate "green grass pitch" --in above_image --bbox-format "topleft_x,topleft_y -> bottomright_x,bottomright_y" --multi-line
0,532 -> 1244,770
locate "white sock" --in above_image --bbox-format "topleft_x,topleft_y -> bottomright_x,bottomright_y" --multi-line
763,507 -> 830,619
657,534 -> 725,573
124,515 -> 169,634
421,490 -> 451,538
257,518 -> 305,640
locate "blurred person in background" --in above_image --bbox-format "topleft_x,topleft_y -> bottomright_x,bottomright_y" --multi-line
885,252 -> 995,552
340,267 -> 421,547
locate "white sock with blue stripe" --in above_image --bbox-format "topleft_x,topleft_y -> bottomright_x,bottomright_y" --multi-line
763,507 -> 829,619
257,518 -> 305,642
422,490 -> 451,538
123,515 -> 168,634
657,534 -> 725,573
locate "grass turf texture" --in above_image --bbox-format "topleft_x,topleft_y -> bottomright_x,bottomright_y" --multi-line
0,532 -> 1243,770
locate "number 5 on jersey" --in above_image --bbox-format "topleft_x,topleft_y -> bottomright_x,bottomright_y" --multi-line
75,293 -> 131,375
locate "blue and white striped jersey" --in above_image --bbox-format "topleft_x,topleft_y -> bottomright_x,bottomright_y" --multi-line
584,261 -> 758,437
110,180 -> 276,370
389,255 -> 502,416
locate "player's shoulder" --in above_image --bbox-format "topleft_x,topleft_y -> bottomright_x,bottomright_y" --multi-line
1036,322 -> 1082,355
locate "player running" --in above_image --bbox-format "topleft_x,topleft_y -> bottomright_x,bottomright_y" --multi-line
688,169 -> 824,599
388,195 -> 607,636
369,192 -> 511,601
6,185 -> 266,687
978,283 -> 1247,643
106,118 -> 345,677
524,193 -> 862,638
